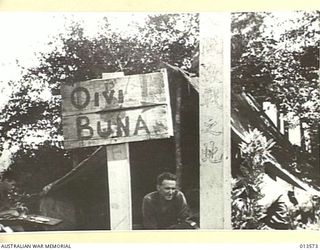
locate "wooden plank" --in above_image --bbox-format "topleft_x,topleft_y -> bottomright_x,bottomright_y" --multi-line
223,17 -> 232,229
61,70 -> 173,149
0,214 -> 62,226
102,72 -> 124,79
101,73 -> 132,231
199,13 -> 231,229
106,144 -> 132,230
62,104 -> 171,149
61,71 -> 168,117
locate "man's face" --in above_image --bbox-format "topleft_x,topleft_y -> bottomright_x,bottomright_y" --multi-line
157,179 -> 177,201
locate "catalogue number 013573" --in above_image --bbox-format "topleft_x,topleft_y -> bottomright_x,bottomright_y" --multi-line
300,244 -> 319,249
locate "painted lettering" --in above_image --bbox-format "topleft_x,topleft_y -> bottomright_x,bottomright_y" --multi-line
117,116 -> 129,137
76,116 -> 93,139
201,141 -> 223,163
102,90 -> 115,104
134,115 -> 150,135
118,89 -> 124,103
92,90 -> 125,106
203,119 -> 222,136
94,92 -> 99,106
75,114 -> 152,141
71,87 -> 90,109
97,120 -> 112,138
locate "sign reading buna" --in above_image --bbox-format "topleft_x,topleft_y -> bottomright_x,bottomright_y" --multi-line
61,70 -> 173,149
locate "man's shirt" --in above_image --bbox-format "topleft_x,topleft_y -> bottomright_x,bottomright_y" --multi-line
142,190 -> 189,229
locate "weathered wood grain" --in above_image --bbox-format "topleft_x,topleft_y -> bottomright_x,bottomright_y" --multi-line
106,144 -> 132,230
61,72 -> 167,117
62,105 -> 171,149
199,13 -> 231,229
61,70 -> 173,149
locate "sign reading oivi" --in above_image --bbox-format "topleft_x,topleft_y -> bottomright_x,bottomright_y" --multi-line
61,69 -> 173,149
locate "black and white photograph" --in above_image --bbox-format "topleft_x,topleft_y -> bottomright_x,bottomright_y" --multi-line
231,11 -> 319,230
0,13 -> 200,231
0,10 -> 319,233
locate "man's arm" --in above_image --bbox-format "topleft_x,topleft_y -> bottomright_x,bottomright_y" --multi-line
176,191 -> 190,222
142,196 -> 158,229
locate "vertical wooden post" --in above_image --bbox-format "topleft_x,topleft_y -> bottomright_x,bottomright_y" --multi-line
106,143 -> 132,230
199,13 -> 231,229
102,72 -> 132,230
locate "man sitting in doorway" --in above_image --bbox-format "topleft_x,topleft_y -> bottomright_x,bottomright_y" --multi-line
142,172 -> 197,229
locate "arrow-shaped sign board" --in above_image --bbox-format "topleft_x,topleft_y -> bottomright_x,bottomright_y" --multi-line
61,69 -> 173,149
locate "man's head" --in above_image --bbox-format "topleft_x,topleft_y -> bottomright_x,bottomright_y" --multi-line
157,172 -> 177,201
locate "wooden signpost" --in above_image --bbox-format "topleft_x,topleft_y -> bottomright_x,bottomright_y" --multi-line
61,70 -> 173,149
102,72 -> 131,231
199,13 -> 231,229
61,69 -> 173,230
